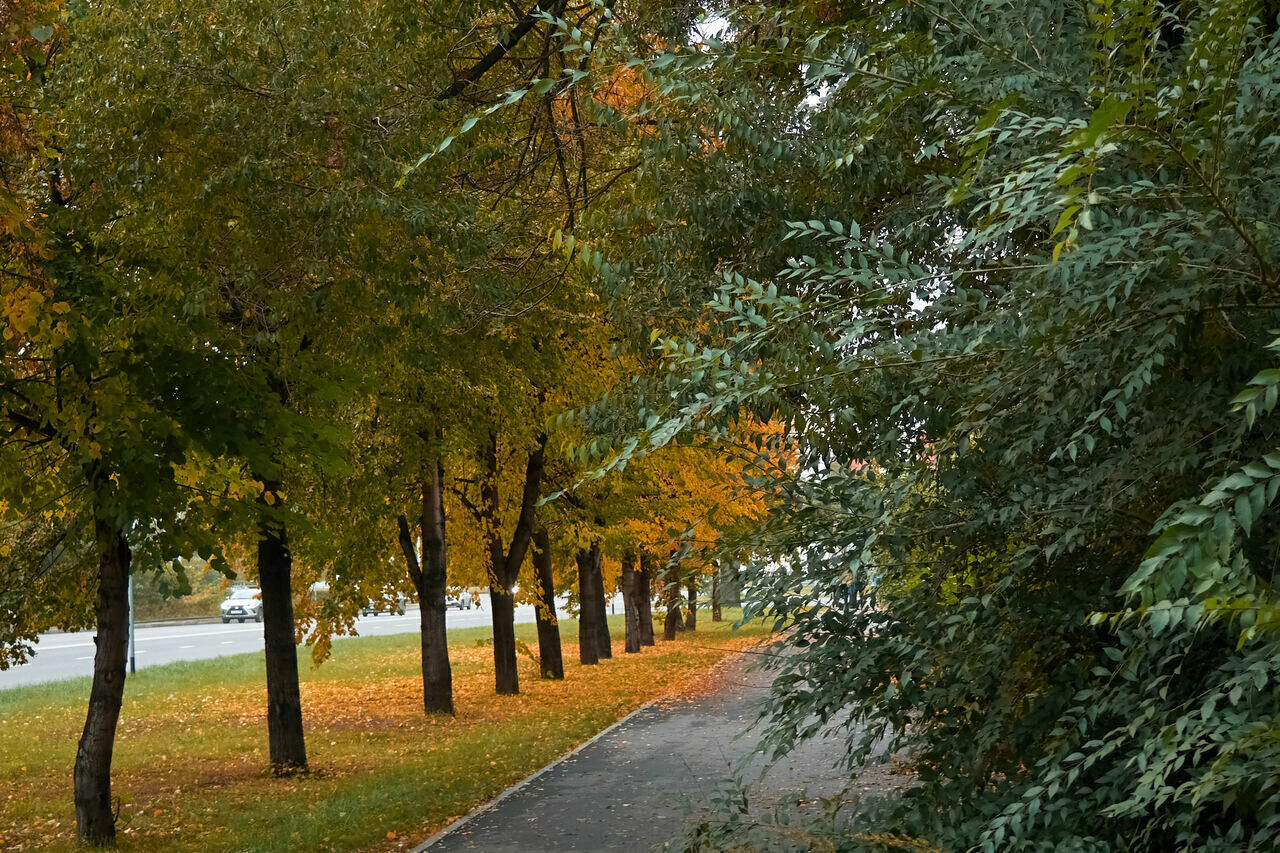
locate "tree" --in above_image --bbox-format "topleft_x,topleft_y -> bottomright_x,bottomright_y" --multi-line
1,6 -> 253,840
531,525 -> 565,678
480,429 -> 544,694
398,456 -> 454,714
588,1 -> 1280,849
58,0 -> 494,772
575,544 -> 601,665
620,551 -> 643,652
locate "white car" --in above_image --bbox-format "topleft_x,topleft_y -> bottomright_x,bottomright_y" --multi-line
220,588 -> 262,623
360,596 -> 407,616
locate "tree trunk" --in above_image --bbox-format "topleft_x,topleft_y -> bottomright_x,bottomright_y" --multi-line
490,581 -> 519,694
621,552 -> 640,653
663,572 -> 685,641
258,492 -> 307,774
711,562 -> 722,622
479,431 -> 544,695
637,553 -> 655,646
73,521 -> 131,845
532,527 -> 563,679
577,547 -> 599,666
685,581 -> 697,631
399,459 -> 453,715
720,560 -> 742,607
588,544 -> 611,659
419,463 -> 453,713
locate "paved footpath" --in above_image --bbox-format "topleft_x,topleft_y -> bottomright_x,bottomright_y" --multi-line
421,647 -> 896,853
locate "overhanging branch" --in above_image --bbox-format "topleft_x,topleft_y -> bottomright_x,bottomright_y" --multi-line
436,0 -> 562,101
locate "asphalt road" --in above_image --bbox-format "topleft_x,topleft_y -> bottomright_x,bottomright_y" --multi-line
0,595 -> 619,691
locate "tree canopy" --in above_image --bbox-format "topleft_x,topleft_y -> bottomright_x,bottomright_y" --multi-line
572,1 -> 1280,849
5,0 -> 1280,849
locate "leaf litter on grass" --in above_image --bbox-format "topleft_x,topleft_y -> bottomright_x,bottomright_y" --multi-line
1,615 -> 767,853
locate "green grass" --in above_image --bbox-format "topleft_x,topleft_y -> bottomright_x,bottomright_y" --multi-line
0,610 -> 766,852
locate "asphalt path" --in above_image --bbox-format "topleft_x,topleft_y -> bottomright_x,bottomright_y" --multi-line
420,650 -> 899,853
0,594 -> 621,690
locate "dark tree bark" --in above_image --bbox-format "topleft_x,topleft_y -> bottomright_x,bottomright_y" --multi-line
588,544 -> 611,659
479,431 -> 545,695
620,552 -> 641,653
662,570 -> 685,641
435,0 -> 562,101
490,580 -> 519,692
532,526 -> 564,679
73,519 -> 131,845
398,456 -> 453,714
576,547 -> 599,666
685,581 -> 697,631
257,488 -> 307,774
711,561 -> 723,622
637,553 -> 656,646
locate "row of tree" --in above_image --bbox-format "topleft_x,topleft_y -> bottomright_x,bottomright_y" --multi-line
0,0 -> 771,846
17,0 -> 1274,850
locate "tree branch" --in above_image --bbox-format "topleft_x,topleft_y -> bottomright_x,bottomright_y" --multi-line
397,513 -> 423,588
436,0 -> 561,101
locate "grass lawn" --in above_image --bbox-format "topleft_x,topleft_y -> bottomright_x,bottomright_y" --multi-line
0,611 -> 766,852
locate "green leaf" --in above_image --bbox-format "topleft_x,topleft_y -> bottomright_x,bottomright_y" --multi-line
1052,205 -> 1081,238
1235,492 -> 1253,536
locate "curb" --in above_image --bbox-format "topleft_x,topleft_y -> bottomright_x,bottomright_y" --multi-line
410,699 -> 659,851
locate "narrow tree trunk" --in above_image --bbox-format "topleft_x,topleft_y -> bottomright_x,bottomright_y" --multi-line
722,560 -> 742,607
73,521 -> 131,845
258,490 -> 307,774
577,548 -> 598,666
711,561 -> 722,622
663,572 -> 685,641
685,581 -> 697,631
490,581 -> 520,694
419,463 -> 453,713
621,552 -> 640,653
532,527 -> 563,679
588,545 -> 611,659
637,553 -> 655,646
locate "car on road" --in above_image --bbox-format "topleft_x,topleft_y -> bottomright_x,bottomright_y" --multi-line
360,596 -> 407,616
445,593 -> 472,610
220,588 -> 262,623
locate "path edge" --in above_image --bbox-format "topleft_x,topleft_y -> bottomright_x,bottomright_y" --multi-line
410,699 -> 659,851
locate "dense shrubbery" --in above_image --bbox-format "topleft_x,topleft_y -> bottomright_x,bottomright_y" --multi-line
589,1 -> 1280,849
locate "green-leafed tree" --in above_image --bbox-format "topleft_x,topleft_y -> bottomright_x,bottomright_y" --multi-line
57,0 -> 493,777
575,1 -> 1280,850
1,4 -> 249,843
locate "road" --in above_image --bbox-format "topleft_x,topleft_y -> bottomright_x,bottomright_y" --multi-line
0,594 -> 621,690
